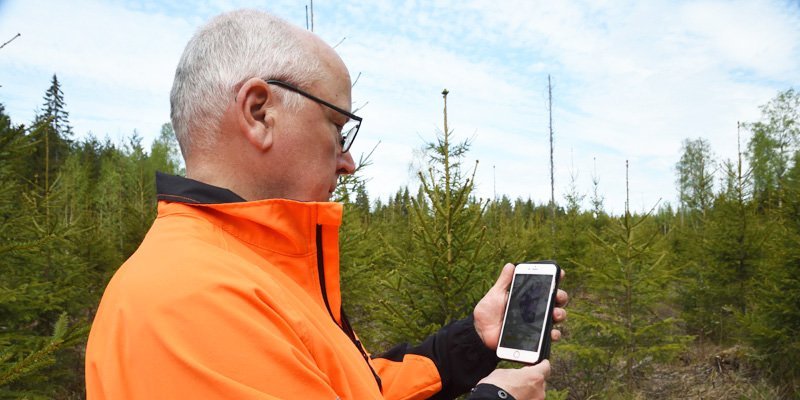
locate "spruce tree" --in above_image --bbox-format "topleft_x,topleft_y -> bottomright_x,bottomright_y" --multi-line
379,90 -> 493,342
556,170 -> 591,294
1,73 -> 185,395
40,75 -> 73,140
589,160 -> 610,230
740,199 -> 800,395
0,104 -> 87,398
739,91 -> 800,396
563,162 -> 691,396
335,150 -> 396,349
26,74 -> 73,190
483,195 -> 527,267
672,137 -> 717,340
693,129 -> 760,343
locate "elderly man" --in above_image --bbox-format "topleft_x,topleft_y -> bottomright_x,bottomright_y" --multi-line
85,9 -> 567,400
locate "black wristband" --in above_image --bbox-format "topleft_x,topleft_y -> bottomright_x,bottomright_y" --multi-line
468,383 -> 516,400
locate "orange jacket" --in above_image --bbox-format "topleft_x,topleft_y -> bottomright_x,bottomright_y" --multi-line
86,174 -> 497,399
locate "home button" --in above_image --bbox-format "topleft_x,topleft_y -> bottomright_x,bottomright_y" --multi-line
513,350 -> 520,359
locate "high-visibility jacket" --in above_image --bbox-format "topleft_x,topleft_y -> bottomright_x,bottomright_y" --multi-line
85,173 -> 498,399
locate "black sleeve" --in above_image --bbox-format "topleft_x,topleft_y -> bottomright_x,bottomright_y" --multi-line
372,315 -> 500,400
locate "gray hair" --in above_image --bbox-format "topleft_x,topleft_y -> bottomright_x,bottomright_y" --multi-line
170,9 -> 321,157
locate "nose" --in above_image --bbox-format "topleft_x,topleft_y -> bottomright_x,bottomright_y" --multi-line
337,150 -> 356,175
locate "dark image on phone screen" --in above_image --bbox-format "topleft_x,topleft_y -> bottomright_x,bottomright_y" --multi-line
498,273 -> 553,352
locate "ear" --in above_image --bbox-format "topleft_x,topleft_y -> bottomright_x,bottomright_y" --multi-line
235,78 -> 276,151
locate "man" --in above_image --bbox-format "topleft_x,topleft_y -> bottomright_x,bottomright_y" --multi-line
85,9 -> 568,400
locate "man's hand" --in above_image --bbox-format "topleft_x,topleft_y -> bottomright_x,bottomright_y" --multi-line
473,263 -> 569,350
477,360 -> 551,400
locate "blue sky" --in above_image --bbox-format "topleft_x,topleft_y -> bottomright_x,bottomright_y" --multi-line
1,0 -> 799,214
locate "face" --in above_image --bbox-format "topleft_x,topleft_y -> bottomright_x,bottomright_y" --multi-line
268,40 -> 356,202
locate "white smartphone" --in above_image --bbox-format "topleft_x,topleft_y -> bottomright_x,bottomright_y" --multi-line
496,262 -> 561,364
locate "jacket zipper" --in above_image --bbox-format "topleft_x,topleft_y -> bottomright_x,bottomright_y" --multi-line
316,225 -> 383,393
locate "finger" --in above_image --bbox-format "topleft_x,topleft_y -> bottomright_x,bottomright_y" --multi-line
492,263 -> 516,291
550,329 -> 561,342
560,269 -> 565,281
556,289 -> 569,307
552,307 -> 567,322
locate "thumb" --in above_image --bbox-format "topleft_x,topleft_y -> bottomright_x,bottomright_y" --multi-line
492,263 -> 516,291
528,359 -> 551,379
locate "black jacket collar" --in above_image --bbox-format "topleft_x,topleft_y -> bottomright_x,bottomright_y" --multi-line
156,172 -> 246,204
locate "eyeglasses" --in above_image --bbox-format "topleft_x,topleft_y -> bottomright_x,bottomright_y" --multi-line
265,79 -> 361,153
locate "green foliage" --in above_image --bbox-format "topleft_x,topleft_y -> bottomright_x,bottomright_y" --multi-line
0,78 -> 182,397
340,88 -> 799,398
0,313 -> 88,393
0,102 -> 89,397
740,223 -> 800,395
746,88 -> 800,210
376,91 -> 494,342
150,123 -> 184,176
686,189 -> 761,343
564,208 -> 692,395
24,75 -> 73,191
336,146 -> 399,349
483,196 -> 542,267
39,74 -> 73,139
545,388 -> 570,400
739,150 -> 800,395
676,137 -> 716,216
554,172 -> 593,293
3,76 -> 799,399
671,198 -> 773,394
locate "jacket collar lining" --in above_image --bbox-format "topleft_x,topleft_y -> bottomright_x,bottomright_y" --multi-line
156,172 -> 246,204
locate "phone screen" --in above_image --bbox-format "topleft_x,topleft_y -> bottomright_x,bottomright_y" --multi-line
498,273 -> 554,352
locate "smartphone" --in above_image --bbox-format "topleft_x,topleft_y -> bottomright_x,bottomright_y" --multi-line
496,261 -> 561,364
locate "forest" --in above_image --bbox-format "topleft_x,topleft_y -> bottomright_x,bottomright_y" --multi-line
0,75 -> 798,399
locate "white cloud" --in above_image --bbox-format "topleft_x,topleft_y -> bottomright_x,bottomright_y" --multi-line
448,0 -> 800,211
680,1 -> 800,77
1,1 -> 190,92
1,0 -> 798,214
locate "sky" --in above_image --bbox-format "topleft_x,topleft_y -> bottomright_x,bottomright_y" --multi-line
1,0 -> 799,214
